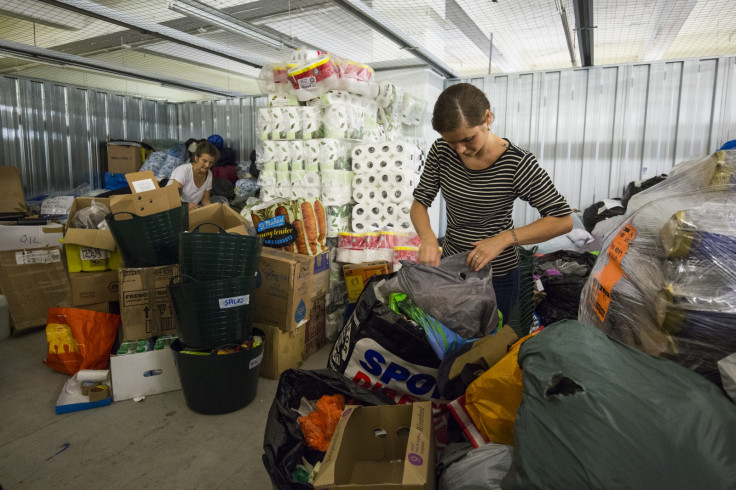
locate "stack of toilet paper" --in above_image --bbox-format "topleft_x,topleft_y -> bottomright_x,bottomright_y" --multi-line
350,141 -> 422,232
307,91 -> 379,140
258,106 -> 322,141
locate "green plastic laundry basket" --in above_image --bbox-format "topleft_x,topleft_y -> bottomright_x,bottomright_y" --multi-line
105,204 -> 189,268
179,223 -> 263,281
170,331 -> 264,415
168,274 -> 257,348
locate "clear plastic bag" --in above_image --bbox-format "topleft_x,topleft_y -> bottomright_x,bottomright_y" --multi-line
72,199 -> 110,230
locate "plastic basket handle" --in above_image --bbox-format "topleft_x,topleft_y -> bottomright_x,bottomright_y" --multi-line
191,222 -> 228,234
108,211 -> 141,221
169,274 -> 201,286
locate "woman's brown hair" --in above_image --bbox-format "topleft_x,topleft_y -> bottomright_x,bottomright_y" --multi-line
194,140 -> 220,161
432,83 -> 491,133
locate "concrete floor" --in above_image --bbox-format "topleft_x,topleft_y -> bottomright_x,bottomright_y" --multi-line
0,327 -> 332,489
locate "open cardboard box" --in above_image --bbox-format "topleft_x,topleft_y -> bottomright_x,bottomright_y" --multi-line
63,197 -> 117,252
109,171 -> 182,217
189,203 -> 249,235
314,401 -> 436,489
0,166 -> 64,251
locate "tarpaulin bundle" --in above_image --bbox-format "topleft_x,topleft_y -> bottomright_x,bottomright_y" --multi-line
504,320 -> 736,489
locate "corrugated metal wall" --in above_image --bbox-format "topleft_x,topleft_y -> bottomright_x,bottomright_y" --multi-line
0,74 -> 263,200
450,56 -> 736,227
175,97 -> 261,164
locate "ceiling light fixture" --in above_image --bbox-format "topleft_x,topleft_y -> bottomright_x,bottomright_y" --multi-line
168,0 -> 284,49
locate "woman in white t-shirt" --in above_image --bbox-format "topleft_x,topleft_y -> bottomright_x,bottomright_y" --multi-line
168,141 -> 217,210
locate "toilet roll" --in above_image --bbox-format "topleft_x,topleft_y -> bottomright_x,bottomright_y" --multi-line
327,204 -> 351,238
284,106 -> 301,140
261,141 -> 277,164
257,108 -> 272,141
398,201 -> 413,218
323,105 -> 349,139
269,107 -> 288,140
288,141 -> 304,170
301,106 -> 321,139
303,139 -> 321,165
352,174 -> 366,189
273,141 -> 291,166
387,185 -> 411,203
321,170 -> 353,205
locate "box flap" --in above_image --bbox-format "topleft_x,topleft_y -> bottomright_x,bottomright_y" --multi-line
125,170 -> 159,192
0,166 -> 26,214
110,185 -> 182,217
63,228 -> 116,251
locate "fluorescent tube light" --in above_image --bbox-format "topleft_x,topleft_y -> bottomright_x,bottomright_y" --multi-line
168,0 -> 284,49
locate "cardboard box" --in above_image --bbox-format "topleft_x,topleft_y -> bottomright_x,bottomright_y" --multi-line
258,322 -> 305,380
0,166 -> 26,214
254,248 -> 313,332
68,270 -> 120,306
189,203 -> 249,235
313,402 -> 436,489
0,247 -> 72,330
0,223 -> 64,252
63,197 -> 116,252
118,265 -> 178,340
56,300 -> 112,313
110,348 -> 182,401
109,171 -> 182,217
107,143 -> 144,174
343,261 -> 390,303
305,295 -> 326,359
311,251 -> 330,298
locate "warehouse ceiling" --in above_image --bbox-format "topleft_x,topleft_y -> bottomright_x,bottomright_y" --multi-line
0,0 -> 734,102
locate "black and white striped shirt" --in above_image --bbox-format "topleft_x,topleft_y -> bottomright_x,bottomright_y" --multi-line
413,139 -> 571,275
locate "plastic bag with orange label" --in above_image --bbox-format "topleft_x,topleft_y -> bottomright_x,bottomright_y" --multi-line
297,394 -> 345,452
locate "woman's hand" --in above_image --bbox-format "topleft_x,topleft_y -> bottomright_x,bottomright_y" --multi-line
467,233 -> 513,271
417,239 -> 441,267
188,202 -> 200,210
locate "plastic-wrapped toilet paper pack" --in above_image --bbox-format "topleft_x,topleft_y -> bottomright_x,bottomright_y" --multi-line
284,106 -> 301,140
301,106 -> 321,139
320,170 -> 353,205
257,108 -> 272,141
288,140 -> 305,170
267,93 -> 299,107
269,107 -> 289,140
399,94 -> 427,126
290,170 -> 321,199
318,139 -> 350,171
260,140 -> 277,166
256,63 -> 291,95
258,170 -> 277,188
326,204 -> 352,237
323,105 -> 349,139
273,141 -> 291,167
287,55 -> 340,102
303,139 -> 321,165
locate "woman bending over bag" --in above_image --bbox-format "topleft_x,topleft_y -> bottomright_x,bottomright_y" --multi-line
411,83 -> 573,321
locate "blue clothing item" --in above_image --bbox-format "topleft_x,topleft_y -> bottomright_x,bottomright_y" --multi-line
207,134 -> 224,150
492,266 -> 520,323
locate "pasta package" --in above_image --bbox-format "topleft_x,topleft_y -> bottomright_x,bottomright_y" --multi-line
250,197 -> 327,256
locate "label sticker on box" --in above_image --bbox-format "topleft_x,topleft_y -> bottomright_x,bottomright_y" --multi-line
15,249 -> 61,265
131,179 -> 157,193
218,295 -> 249,309
80,247 -> 110,261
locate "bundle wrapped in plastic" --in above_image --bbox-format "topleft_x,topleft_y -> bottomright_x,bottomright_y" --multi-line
579,158 -> 736,386
256,63 -> 292,95
626,149 -> 735,214
287,55 -> 340,102
333,55 -> 378,98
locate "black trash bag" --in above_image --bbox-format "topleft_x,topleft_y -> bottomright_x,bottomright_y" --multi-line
621,174 -> 668,209
377,253 -> 498,338
534,250 -> 597,326
210,177 -> 235,200
582,199 -> 625,232
503,320 -> 736,490
262,368 -> 395,490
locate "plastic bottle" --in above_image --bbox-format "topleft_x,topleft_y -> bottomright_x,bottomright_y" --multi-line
0,294 -> 10,341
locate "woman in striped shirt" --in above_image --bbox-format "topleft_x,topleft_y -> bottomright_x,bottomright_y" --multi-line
411,83 -> 573,322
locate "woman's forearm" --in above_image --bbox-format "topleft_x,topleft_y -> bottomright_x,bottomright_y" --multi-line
508,215 -> 574,246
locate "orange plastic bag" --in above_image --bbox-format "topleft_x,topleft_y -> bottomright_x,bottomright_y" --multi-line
43,307 -> 121,376
465,330 -> 540,446
298,394 -> 345,451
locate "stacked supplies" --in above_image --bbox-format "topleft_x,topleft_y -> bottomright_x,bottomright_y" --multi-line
350,141 -> 422,232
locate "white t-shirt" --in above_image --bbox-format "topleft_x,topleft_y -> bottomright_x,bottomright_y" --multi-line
168,164 -> 212,204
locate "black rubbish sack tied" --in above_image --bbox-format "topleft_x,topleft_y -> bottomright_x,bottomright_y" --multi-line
262,368 -> 394,490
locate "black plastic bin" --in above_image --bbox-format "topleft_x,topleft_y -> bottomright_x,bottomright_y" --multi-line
168,274 -> 257,348
179,223 -> 263,281
105,204 -> 189,267
170,332 -> 264,415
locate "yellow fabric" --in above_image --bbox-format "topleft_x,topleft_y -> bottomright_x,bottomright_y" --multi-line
465,330 -> 540,445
